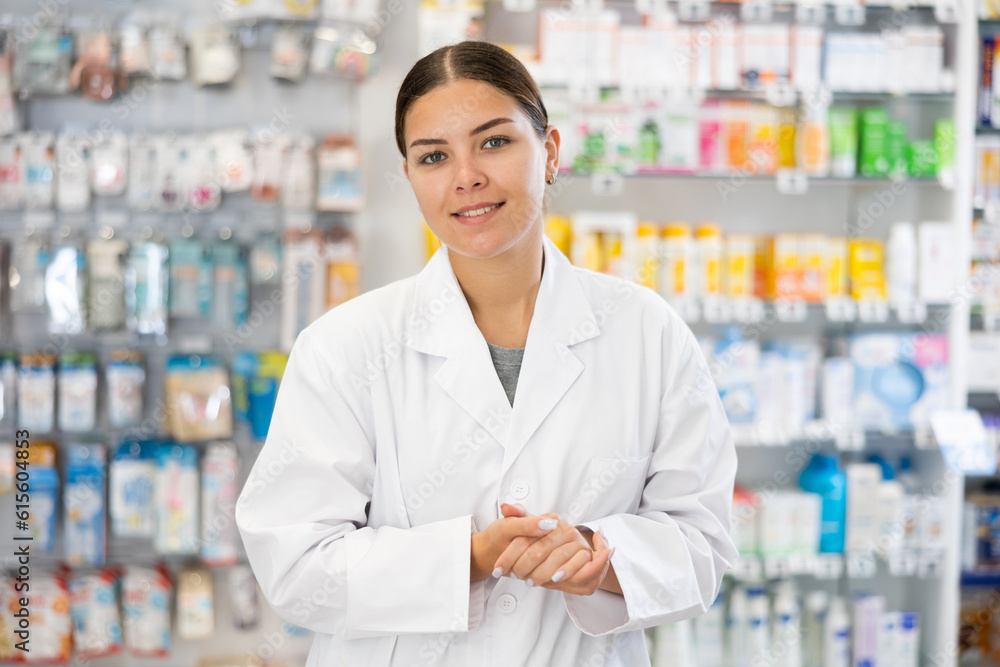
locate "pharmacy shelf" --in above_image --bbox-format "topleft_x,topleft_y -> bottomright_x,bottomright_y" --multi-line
557,167 -> 947,186
961,570 -> 1000,586
732,550 -> 947,582
733,428 -> 937,450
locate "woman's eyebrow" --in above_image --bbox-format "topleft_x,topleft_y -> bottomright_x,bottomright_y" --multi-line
408,117 -> 514,149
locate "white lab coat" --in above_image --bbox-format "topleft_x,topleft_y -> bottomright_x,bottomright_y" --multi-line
235,234 -> 738,667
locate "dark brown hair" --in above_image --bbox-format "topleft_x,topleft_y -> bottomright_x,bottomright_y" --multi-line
394,41 -> 548,159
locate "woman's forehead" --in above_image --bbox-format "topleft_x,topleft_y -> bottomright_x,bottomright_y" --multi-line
406,80 -> 524,135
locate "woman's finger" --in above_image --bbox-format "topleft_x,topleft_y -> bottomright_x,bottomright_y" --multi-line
522,541 -> 591,587
539,549 -> 593,591
556,539 -> 615,594
492,515 -> 571,578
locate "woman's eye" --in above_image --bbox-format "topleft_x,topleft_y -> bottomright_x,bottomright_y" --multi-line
420,152 -> 445,165
484,136 -> 509,149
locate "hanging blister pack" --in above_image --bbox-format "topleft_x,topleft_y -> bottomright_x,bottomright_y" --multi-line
0,32 -> 18,136
109,441 -> 157,538
0,135 -> 22,210
128,134 -> 157,211
70,569 -> 124,660
186,140 -> 222,211
310,20 -> 380,82
23,132 -> 56,209
210,129 -> 253,193
190,26 -> 241,86
57,351 -> 98,433
271,26 -> 311,82
86,238 -> 129,331
119,18 -> 151,76
45,241 -> 86,335
14,28 -> 74,95
176,568 -> 214,640
211,240 -> 248,328
18,354 -> 56,434
72,30 -> 121,102
126,240 -> 169,334
282,137 -> 316,211
10,235 -> 48,312
155,135 -> 185,213
106,350 -> 145,429
250,132 -> 285,202
91,132 -> 129,196
228,565 -> 259,630
148,17 -> 186,80
164,355 -> 233,442
64,444 -> 108,567
55,135 -> 92,212
155,443 -> 200,554
26,442 -> 59,551
250,231 -> 281,285
200,441 -> 240,566
0,352 -> 16,429
122,564 -> 172,657
26,570 -> 73,663
168,237 -> 211,318
316,134 -> 364,211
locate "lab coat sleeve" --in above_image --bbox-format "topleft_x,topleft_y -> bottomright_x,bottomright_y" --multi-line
563,312 -> 738,636
235,325 -> 479,638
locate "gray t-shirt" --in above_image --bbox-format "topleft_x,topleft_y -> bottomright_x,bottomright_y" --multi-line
487,342 -> 524,407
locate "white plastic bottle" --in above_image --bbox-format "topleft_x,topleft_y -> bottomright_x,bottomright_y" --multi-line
772,582 -> 803,667
747,586 -> 772,667
728,585 -> 749,667
803,590 -> 828,667
695,590 -> 727,667
886,221 -> 917,306
823,596 -> 851,667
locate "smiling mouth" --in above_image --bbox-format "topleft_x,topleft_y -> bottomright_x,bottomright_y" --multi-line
454,202 -> 504,217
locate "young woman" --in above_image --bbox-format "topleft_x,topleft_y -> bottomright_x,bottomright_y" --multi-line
236,40 -> 738,667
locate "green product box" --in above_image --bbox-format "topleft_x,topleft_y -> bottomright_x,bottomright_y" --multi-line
934,118 -> 955,175
828,106 -> 858,177
885,121 -> 908,177
907,140 -> 938,177
859,107 -> 889,176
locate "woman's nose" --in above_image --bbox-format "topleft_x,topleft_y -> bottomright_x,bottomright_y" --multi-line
453,158 -> 487,191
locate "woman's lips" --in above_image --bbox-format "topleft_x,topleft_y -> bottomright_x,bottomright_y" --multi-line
453,202 -> 504,225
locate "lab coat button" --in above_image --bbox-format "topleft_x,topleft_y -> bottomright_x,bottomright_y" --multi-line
497,594 -> 517,613
510,481 -> 529,500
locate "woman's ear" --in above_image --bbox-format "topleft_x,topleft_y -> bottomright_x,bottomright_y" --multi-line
545,125 -> 560,174
403,158 -> 409,180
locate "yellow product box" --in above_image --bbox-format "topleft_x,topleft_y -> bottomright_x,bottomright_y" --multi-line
602,231 -> 624,276
634,222 -> 660,290
753,236 -> 769,299
749,104 -> 778,175
725,234 -> 757,298
799,233 -> 827,303
424,221 -> 441,262
695,224 -> 724,298
848,238 -> 887,300
778,108 -> 797,169
767,233 -> 801,300
545,214 -> 572,258
826,237 -> 849,298
573,229 -> 603,272
660,223 -> 693,299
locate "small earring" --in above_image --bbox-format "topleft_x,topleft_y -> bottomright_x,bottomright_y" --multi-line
546,173 -> 557,186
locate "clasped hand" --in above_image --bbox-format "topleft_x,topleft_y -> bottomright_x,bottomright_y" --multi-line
481,503 -> 614,596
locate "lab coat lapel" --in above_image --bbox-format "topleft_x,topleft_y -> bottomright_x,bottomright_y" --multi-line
405,247 -> 514,448
501,236 -> 600,477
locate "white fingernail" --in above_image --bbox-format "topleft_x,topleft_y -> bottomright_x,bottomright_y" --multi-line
525,578 -> 534,588
510,572 -> 518,580
492,567 -> 502,578
538,518 -> 558,531
599,528 -> 611,549
551,570 -> 565,582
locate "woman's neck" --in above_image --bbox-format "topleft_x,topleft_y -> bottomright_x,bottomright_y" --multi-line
448,227 -> 545,349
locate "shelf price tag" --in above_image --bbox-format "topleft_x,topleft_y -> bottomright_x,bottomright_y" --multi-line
765,84 -> 797,109
933,0 -> 958,23
888,550 -> 919,577
824,297 -> 857,322
857,299 -> 889,323
732,298 -> 764,323
702,298 -> 732,323
733,556 -> 762,580
918,551 -> 945,578
775,299 -> 807,322
764,557 -> 790,580
503,0 -> 537,10
590,171 -> 624,197
847,552 -> 876,578
676,300 -> 702,324
677,0 -> 711,22
741,0 -> 773,23
813,554 -> 843,579
776,168 -> 808,194
930,409 -> 997,475
894,301 -> 927,324
834,1 -> 865,25
787,553 -> 810,575
636,0 -> 671,15
795,1 -> 826,23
